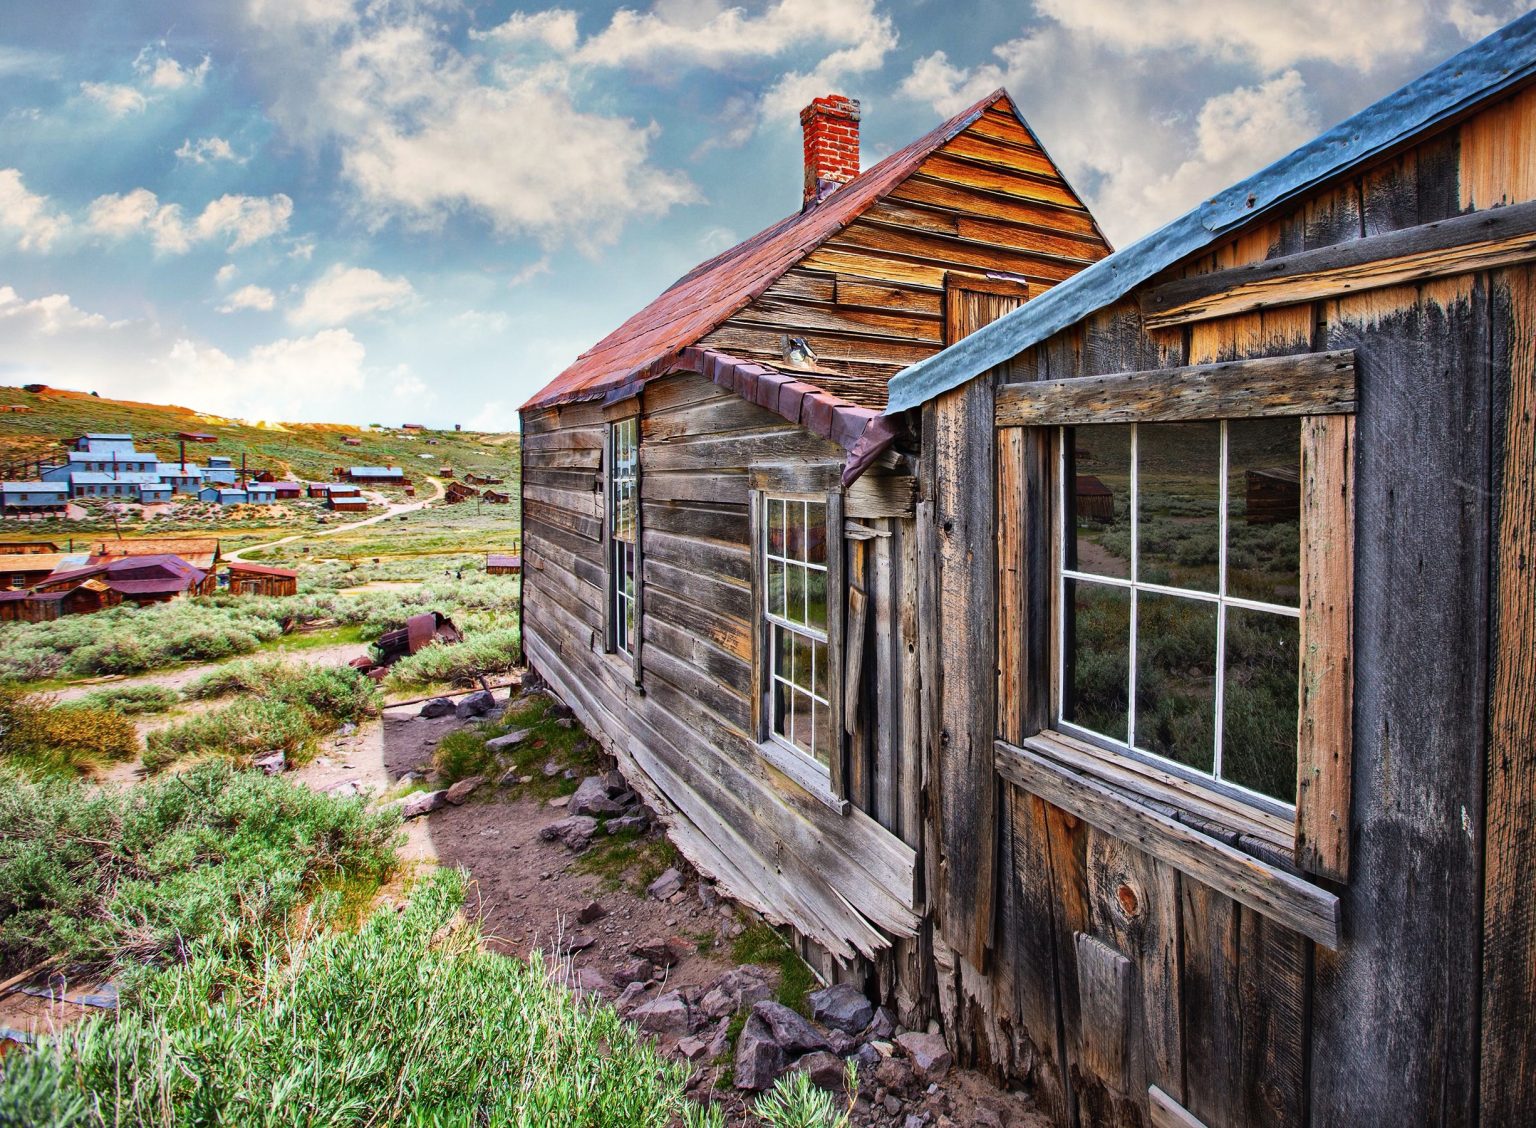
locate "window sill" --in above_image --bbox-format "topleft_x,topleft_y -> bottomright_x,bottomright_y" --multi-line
758,738 -> 850,816
996,733 -> 1340,949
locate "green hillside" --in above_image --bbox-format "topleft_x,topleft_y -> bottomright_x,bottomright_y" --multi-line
0,384 -> 519,484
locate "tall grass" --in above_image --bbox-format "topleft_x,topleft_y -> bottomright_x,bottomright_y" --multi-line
0,869 -> 708,1128
0,761 -> 399,977
0,688 -> 138,779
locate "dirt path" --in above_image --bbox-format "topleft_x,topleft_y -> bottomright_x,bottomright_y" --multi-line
48,641 -> 366,704
224,476 -> 446,563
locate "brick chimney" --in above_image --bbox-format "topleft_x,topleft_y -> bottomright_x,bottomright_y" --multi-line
801,94 -> 861,206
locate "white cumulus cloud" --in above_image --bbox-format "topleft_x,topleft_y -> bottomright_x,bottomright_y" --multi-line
79,81 -> 147,116
176,136 -> 242,165
291,264 -> 414,326
0,169 -> 69,251
87,188 -> 293,253
217,285 -> 276,313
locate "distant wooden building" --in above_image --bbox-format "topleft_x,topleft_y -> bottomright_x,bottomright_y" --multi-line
91,538 -> 220,571
485,551 -> 521,575
341,465 -> 405,484
874,17 -> 1536,1127
0,579 -> 120,622
225,562 -> 299,597
329,494 -> 368,513
520,89 -> 1110,998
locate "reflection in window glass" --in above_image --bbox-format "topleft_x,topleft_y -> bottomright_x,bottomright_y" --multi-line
1063,579 -> 1130,743
1135,592 -> 1217,774
765,497 -> 833,768
1065,425 -> 1130,579
1227,417 -> 1302,605
1137,421 -> 1220,592
609,418 -> 639,657
1058,420 -> 1302,809
1223,608 -> 1299,803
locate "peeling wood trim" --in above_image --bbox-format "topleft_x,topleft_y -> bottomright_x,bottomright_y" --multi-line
995,350 -> 1356,427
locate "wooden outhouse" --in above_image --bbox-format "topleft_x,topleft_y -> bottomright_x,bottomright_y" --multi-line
520,91 -> 1110,985
879,15 -> 1536,1127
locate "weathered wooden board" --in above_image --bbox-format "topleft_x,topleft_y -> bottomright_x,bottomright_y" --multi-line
1309,280 -> 1489,1124
1143,199 -> 1536,327
1481,263 -> 1536,1124
995,350 -> 1356,426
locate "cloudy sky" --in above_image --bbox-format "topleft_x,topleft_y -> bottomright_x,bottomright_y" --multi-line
0,1 -> 1521,429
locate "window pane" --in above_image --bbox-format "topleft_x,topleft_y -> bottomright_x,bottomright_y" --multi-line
769,499 -> 786,556
775,624 -> 796,688
805,501 -> 827,565
772,673 -> 792,742
810,637 -> 830,702
1134,591 -> 1217,773
1063,579 -> 1130,742
1227,417 -> 1301,607
767,558 -> 786,619
812,698 -> 835,769
786,563 -> 807,626
1223,607 -> 1299,803
806,566 -> 827,633
1066,425 -> 1130,579
1137,421 -> 1220,592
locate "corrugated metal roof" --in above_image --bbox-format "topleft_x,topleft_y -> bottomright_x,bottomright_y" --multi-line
521,88 -> 1025,412
349,466 -> 403,476
0,482 -> 67,493
884,11 -> 1536,414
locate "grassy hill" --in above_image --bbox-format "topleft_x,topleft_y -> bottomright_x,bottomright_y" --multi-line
0,384 -> 520,484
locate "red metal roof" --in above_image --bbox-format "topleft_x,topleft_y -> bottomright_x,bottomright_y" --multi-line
521,89 -> 1012,412
226,562 -> 299,578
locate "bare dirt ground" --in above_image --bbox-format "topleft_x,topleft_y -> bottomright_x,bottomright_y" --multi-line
47,640 -> 367,705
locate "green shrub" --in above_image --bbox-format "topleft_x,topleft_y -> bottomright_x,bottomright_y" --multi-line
64,685 -> 180,716
385,626 -> 522,689
0,761 -> 399,977
754,1068 -> 858,1128
0,869 -> 700,1128
0,688 -> 139,778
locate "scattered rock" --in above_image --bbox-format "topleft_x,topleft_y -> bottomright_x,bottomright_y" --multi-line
903,1114 -> 929,1128
630,991 -> 692,1036
570,776 -> 628,817
894,1032 -> 952,1081
868,1006 -> 897,1040
677,1035 -> 711,1061
734,1013 -> 787,1091
629,938 -> 678,967
875,1056 -> 914,1093
548,796 -> 570,809
698,883 -> 720,910
252,751 -> 285,775
572,967 -> 608,994
602,769 -> 629,795
614,982 -> 649,1013
542,760 -> 562,777
325,779 -> 360,799
444,775 -> 485,804
612,958 -> 654,986
752,1000 -> 827,1055
826,1030 -> 857,1056
647,867 -> 684,900
455,690 -> 495,719
576,899 -> 607,924
555,716 -> 575,729
606,812 -> 650,835
484,728 -> 533,752
562,768 -> 578,780
973,1107 -> 1006,1128
400,789 -> 447,819
537,815 -> 598,851
419,697 -> 455,718
809,983 -> 874,1035
702,966 -> 775,1016
338,721 -> 357,736
496,767 -> 522,787
705,1016 -> 732,1058
853,1043 -> 882,1071
793,1050 -> 848,1092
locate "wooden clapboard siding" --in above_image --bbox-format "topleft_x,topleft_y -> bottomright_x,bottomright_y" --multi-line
700,108 -> 1110,410
521,371 -> 921,965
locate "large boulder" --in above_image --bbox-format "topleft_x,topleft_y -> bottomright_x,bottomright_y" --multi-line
734,1013 -> 786,1091
569,776 -> 627,817
894,1031 -> 953,1080
629,991 -> 692,1037
792,1050 -> 848,1092
444,775 -> 485,805
646,867 -> 684,900
751,1000 -> 827,1055
419,697 -> 455,718
808,983 -> 874,1035
454,690 -> 495,719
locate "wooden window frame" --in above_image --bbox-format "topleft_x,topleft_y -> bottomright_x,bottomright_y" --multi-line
602,416 -> 643,686
995,350 -> 1355,949
750,486 -> 848,814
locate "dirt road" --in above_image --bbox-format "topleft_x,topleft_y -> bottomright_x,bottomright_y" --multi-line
224,476 -> 446,563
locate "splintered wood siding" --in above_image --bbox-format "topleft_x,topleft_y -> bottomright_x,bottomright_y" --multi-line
929,85 -> 1536,1127
521,371 -> 922,985
701,105 -> 1110,409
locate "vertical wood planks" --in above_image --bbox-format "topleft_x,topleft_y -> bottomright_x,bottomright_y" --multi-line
931,377 -> 999,967
1481,263 -> 1536,1124
748,488 -> 766,740
997,428 -> 1026,744
1310,280 -> 1489,1125
1073,932 -> 1134,1082
1295,414 -> 1354,879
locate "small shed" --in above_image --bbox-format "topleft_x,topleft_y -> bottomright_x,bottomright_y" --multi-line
0,482 -> 69,513
245,482 -> 277,504
485,552 -> 521,576
344,466 -> 405,483
1073,474 -> 1114,521
444,482 -> 478,504
271,480 -> 302,499
329,494 -> 368,513
226,562 -> 300,597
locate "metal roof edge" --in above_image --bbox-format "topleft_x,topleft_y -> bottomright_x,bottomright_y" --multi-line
884,10 -> 1536,415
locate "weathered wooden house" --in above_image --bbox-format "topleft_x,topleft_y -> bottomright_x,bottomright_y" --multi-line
519,91 -> 1110,985
225,562 -> 299,597
872,15 -> 1536,1127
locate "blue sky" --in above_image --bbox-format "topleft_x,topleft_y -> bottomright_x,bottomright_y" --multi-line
0,1 -> 1519,429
